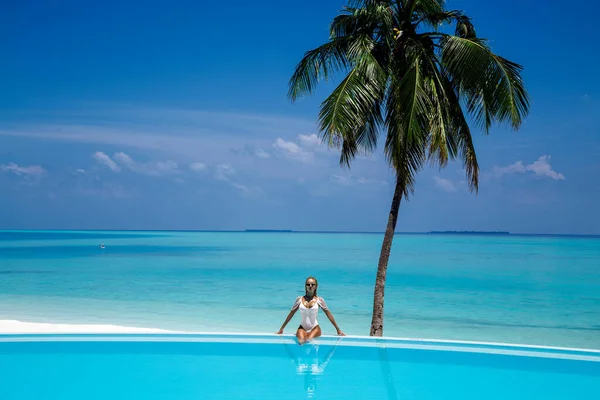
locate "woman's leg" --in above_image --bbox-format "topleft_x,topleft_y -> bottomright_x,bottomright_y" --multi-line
306,325 -> 322,341
296,326 -> 308,345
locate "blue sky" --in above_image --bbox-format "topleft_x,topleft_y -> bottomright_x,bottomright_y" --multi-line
1,0 -> 599,234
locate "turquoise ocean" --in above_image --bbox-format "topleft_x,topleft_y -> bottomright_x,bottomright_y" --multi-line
0,230 -> 598,349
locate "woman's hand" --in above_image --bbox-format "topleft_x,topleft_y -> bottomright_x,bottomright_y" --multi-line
336,329 -> 346,336
275,329 -> 284,335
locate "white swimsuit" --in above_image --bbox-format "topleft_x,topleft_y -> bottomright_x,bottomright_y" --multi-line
291,296 -> 328,332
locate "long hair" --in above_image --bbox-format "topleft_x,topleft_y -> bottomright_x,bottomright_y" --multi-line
305,276 -> 318,297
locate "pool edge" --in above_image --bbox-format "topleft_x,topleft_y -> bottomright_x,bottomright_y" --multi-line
1,332 -> 599,362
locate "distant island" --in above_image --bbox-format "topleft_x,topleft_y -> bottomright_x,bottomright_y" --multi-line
428,231 -> 510,235
245,229 -> 293,233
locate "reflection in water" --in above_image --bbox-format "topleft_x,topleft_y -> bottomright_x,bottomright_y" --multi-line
283,338 -> 341,400
378,345 -> 399,400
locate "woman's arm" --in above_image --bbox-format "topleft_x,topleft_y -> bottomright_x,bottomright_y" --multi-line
276,297 -> 301,334
317,297 -> 345,336
276,309 -> 297,334
323,309 -> 345,336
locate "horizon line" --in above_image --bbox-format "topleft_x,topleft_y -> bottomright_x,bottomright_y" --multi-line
0,228 -> 599,238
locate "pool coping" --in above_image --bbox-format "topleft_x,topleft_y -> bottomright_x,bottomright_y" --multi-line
1,332 -> 599,362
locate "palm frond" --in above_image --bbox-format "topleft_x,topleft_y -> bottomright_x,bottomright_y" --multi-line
454,14 -> 476,38
289,0 -> 526,195
337,110 -> 384,167
440,74 -> 479,191
331,3 -> 395,43
318,47 -> 386,166
384,57 -> 431,196
288,39 -> 351,101
415,9 -> 475,38
410,38 -> 479,190
424,75 -> 450,166
411,0 -> 445,20
338,135 -> 359,168
330,10 -> 360,39
440,35 -> 530,132
411,38 -> 454,167
346,0 -> 391,8
457,119 -> 479,192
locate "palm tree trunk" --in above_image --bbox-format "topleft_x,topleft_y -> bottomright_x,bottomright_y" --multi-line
370,173 -> 404,336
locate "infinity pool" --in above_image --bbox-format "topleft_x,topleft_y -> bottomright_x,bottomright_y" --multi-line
1,334 -> 599,399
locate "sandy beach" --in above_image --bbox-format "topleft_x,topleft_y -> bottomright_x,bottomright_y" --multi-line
0,320 -> 178,334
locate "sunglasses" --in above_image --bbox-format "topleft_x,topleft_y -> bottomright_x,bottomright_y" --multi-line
305,283 -> 316,287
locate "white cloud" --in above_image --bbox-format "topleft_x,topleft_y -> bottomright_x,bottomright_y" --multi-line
75,168 -> 86,174
433,176 -> 458,192
92,152 -> 121,172
492,155 -> 565,181
526,156 -> 565,180
77,183 -> 130,198
189,162 -> 207,172
113,152 -> 134,166
331,174 -> 388,186
0,107 -> 317,158
298,133 -> 322,149
218,164 -> 235,174
0,162 -> 47,177
156,161 -> 178,173
331,175 -> 352,186
231,182 -> 248,191
270,133 -> 334,164
230,182 -> 265,198
273,137 -> 315,163
274,138 -> 302,153
357,177 -> 387,185
493,161 -> 526,175
104,151 -> 179,176
230,144 -> 273,159
214,164 -> 235,181
0,106 -> 385,185
255,149 -> 271,159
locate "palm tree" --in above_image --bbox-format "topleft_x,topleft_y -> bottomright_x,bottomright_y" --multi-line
288,0 -> 530,336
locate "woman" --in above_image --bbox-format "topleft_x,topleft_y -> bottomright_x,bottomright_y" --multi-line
276,276 -> 345,344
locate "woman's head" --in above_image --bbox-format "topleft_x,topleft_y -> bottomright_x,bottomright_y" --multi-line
305,276 -> 318,296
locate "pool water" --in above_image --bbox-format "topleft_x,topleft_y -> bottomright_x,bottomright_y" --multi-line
1,334 -> 599,399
